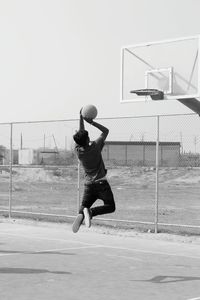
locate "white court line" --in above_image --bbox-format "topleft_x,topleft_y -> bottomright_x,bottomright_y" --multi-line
1,231 -> 200,261
187,297 -> 200,300
105,253 -> 143,261
0,232 -> 96,246
0,245 -> 101,257
101,245 -> 200,261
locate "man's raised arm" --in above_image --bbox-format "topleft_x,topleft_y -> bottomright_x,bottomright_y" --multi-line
85,118 -> 109,140
79,109 -> 85,130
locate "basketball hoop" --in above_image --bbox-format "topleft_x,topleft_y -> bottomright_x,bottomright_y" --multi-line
130,89 -> 164,100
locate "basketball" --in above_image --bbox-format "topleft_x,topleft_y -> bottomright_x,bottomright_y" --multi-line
81,104 -> 98,120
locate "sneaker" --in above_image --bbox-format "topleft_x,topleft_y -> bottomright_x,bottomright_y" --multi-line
83,208 -> 92,228
72,214 -> 84,233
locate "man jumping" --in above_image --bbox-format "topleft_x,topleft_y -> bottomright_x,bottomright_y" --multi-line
72,109 -> 116,233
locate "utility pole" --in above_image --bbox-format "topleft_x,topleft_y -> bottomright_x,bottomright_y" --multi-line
52,135 -> 59,153
20,133 -> 23,150
129,134 -> 134,141
194,136 -> 197,154
179,132 -> 183,154
65,136 -> 67,152
43,134 -> 46,150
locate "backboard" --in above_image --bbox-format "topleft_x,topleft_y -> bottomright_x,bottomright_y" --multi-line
120,35 -> 200,102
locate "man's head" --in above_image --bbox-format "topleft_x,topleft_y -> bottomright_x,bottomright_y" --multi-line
73,130 -> 89,147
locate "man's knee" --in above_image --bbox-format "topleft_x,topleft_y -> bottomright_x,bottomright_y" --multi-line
109,202 -> 116,213
78,206 -> 84,214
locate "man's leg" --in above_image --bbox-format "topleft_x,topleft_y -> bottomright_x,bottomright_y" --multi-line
73,184 -> 96,232
72,213 -> 84,233
90,180 -> 115,217
83,207 -> 92,228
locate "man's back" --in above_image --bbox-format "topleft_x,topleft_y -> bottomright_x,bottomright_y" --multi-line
75,137 -> 107,182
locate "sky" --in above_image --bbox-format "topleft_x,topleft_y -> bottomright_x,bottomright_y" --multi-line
0,0 -> 200,123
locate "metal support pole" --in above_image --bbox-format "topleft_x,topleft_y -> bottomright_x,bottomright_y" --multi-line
77,159 -> 80,213
9,123 -> 13,218
155,116 -> 160,233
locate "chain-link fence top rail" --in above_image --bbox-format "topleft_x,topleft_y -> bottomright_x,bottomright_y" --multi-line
0,114 -> 200,234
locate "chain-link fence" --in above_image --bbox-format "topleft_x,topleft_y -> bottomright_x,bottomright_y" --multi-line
0,113 -> 200,234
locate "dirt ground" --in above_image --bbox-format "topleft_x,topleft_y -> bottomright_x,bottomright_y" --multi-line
0,166 -> 200,234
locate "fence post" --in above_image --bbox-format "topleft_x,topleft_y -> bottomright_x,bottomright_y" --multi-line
77,159 -> 80,213
9,123 -> 13,218
155,116 -> 160,233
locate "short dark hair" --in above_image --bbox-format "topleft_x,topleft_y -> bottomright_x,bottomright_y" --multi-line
73,130 -> 89,146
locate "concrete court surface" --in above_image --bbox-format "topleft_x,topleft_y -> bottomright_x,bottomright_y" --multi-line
0,220 -> 200,300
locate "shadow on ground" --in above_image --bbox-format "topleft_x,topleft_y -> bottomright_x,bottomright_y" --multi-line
0,250 -> 75,255
132,275 -> 200,284
0,267 -> 71,274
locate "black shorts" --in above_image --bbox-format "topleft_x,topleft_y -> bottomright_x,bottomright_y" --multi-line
79,180 -> 115,217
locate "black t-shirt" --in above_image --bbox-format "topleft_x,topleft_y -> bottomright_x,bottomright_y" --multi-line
75,136 -> 107,183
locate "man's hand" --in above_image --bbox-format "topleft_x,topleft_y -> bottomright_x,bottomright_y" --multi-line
79,107 -> 85,130
84,117 -> 93,124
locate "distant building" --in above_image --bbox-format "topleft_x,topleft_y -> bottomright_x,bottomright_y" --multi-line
102,141 -> 181,167
18,148 -> 59,165
39,149 -> 58,165
18,149 -> 39,165
1,149 -> 18,165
